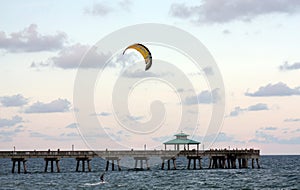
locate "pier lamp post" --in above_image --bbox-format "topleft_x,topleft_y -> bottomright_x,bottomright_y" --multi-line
72,144 -> 74,151
13,146 -> 15,152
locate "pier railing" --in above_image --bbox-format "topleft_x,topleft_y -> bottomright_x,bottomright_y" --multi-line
0,149 -> 259,159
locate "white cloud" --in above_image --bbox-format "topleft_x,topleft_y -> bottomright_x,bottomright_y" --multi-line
284,118 -> 300,122
250,127 -> 300,144
245,82 -> 300,97
0,94 -> 28,107
122,69 -> 159,78
247,103 -> 269,111
0,125 -> 25,142
24,98 -> 71,113
170,0 -> 300,24
229,103 -> 269,117
0,116 -> 23,128
0,24 -> 66,52
279,62 -> 300,71
185,88 -> 220,104
65,123 -> 78,129
84,2 -> 113,16
31,44 -> 112,69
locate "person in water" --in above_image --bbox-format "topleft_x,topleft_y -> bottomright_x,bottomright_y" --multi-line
100,173 -> 104,182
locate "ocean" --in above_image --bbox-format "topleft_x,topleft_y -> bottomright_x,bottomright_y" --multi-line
0,155 -> 299,189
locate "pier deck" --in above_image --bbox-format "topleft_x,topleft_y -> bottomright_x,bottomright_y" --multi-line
0,149 -> 260,173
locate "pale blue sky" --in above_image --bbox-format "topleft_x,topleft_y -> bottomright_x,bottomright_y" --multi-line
0,0 -> 300,154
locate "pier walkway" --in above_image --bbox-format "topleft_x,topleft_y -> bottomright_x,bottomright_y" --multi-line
0,149 -> 260,173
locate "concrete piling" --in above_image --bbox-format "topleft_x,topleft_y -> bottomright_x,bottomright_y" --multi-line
105,157 -> 121,171
187,156 -> 201,170
134,157 -> 150,170
161,157 -> 176,170
44,158 -> 60,172
11,158 -> 27,174
75,157 -> 91,172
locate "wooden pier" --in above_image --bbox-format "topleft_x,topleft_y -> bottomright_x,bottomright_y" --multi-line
0,149 -> 260,173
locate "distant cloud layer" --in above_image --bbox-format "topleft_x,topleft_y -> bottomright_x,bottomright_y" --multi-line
0,24 -> 66,52
0,116 -> 23,128
229,103 -> 269,117
85,0 -> 132,16
170,0 -> 300,24
279,62 -> 300,71
185,88 -> 220,104
31,44 -> 112,69
24,98 -> 71,113
250,127 -> 300,144
284,118 -> 300,122
84,2 -> 113,16
65,123 -> 78,129
245,82 -> 300,97
0,94 -> 28,107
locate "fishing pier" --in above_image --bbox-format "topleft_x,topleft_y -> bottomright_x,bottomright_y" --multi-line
0,132 -> 260,173
0,149 -> 260,174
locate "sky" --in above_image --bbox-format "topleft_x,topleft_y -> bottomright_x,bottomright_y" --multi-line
0,0 -> 300,154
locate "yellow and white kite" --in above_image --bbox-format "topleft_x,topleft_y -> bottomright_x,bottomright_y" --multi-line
123,43 -> 152,71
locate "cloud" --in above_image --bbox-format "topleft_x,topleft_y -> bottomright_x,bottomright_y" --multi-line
85,0 -> 133,16
284,118 -> 300,122
203,66 -> 214,75
31,44 -> 112,69
279,62 -> 300,71
169,0 -> 300,24
65,123 -> 78,129
122,69 -> 159,78
84,2 -> 113,16
229,103 -> 269,117
0,125 -> 25,142
126,115 -> 144,121
213,132 -> 245,143
0,94 -> 28,107
0,116 -> 23,128
247,103 -> 269,111
185,88 -> 220,105
90,112 -> 112,116
263,126 -> 277,131
24,98 -> 71,113
245,82 -> 300,97
222,29 -> 231,34
29,130 -> 80,141
0,24 -> 66,52
250,127 -> 300,144
119,0 -> 132,12
229,106 -> 244,117
60,132 -> 79,137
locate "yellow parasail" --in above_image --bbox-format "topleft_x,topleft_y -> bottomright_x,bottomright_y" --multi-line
123,43 -> 152,71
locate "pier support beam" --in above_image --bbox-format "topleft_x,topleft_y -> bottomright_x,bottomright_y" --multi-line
187,156 -> 201,170
105,157 -> 121,171
161,157 -> 176,170
134,157 -> 150,170
11,158 -> 27,174
44,158 -> 60,173
256,158 -> 260,169
75,157 -> 92,172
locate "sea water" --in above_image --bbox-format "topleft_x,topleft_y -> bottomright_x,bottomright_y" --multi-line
0,155 -> 299,189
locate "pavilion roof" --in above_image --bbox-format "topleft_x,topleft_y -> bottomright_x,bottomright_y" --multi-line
163,138 -> 200,145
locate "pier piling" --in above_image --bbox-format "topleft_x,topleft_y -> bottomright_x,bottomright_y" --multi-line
105,157 -> 121,171
134,157 -> 150,170
44,158 -> 60,172
11,158 -> 27,174
161,157 -> 176,170
75,157 -> 91,172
